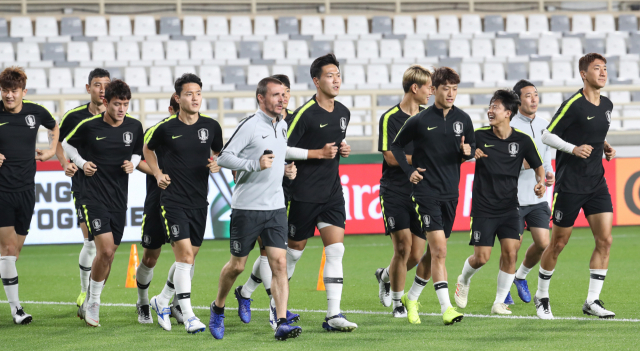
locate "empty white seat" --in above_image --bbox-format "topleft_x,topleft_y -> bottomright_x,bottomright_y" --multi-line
606,36 -> 627,56
456,94 -> 471,106
347,15 -> 369,35
561,37 -> 583,56
529,61 -> 550,81
595,14 -> 615,33
10,17 -> 33,38
174,65 -> 196,78
286,40 -> 309,60
416,15 -> 437,34
117,41 -> 140,61
483,63 -> 505,82
17,43 -> 40,62
367,64 -> 389,84
572,14 -> 593,33
74,68 -> 92,88
618,60 -> 639,80
92,41 -> 115,61
142,41 -> 164,61
461,14 -> 482,34
254,16 -> 276,36
215,41 -> 237,60
109,16 -> 132,36
149,67 -> 173,87
538,37 -> 559,56
541,92 -> 563,105
166,41 -> 188,60
343,64 -> 365,84
528,14 -> 549,33
207,16 -> 229,36
380,39 -> 402,59
48,68 -> 73,88
623,109 -> 640,129
247,65 -> 269,85
449,39 -> 470,58
190,41 -> 213,60
233,97 -> 256,111
301,16 -> 322,35
199,66 -> 222,85
183,16 -> 205,36
391,64 -> 410,84
471,38 -> 492,58
85,16 -> 108,37
357,40 -> 378,59
271,65 -> 294,80
230,16 -> 252,36
324,16 -> 346,35
0,43 -> 15,62
438,15 -> 460,34
35,17 -> 58,37
66,42 -> 90,62
25,68 -> 47,88
393,15 -> 414,35
552,61 -> 573,80
494,38 -> 516,57
506,14 -> 526,33
609,91 -> 631,103
334,40 -> 356,59
125,67 -> 148,87
461,63 -> 482,83
263,40 -> 285,60
134,16 -> 156,36
403,39 -> 425,58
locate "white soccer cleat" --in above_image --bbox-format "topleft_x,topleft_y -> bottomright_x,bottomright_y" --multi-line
322,313 -> 358,332
269,304 -> 277,331
491,302 -> 512,315
374,268 -> 391,307
150,295 -> 172,331
534,295 -> 554,320
455,275 -> 470,308
12,307 -> 32,325
170,303 -> 184,324
137,303 -> 153,324
184,316 -> 206,334
582,300 -> 615,319
85,302 -> 100,327
392,305 -> 407,318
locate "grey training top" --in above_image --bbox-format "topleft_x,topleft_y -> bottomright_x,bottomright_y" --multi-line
217,109 -> 288,210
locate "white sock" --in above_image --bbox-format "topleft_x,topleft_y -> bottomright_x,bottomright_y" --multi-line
79,239 -> 96,293
260,255 -> 273,299
461,258 -> 480,285
286,247 -> 304,279
241,257 -> 262,298
515,263 -> 532,280
157,262 -> 176,306
587,269 -> 607,303
136,262 -> 154,305
0,256 -> 21,311
536,268 -> 554,299
88,278 -> 105,305
407,275 -> 429,301
494,270 -> 515,305
174,262 -> 194,320
434,281 -> 452,314
381,266 -> 390,283
324,243 -> 344,317
391,290 -> 404,308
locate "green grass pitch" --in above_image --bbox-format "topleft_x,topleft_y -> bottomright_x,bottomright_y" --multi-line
1,226 -> 639,350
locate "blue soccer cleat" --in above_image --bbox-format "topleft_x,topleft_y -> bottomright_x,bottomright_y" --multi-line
209,302 -> 225,340
234,286 -> 252,323
504,292 -> 515,305
274,322 -> 302,341
513,278 -> 532,303
286,310 -> 300,323
322,313 -> 358,332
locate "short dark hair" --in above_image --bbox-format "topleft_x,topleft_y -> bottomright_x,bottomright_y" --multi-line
490,89 -> 521,120
310,53 -> 340,80
87,68 -> 110,85
431,67 -> 460,89
0,66 -> 27,90
169,94 -> 179,114
579,53 -> 607,76
513,79 -> 536,99
174,73 -> 202,96
256,77 -> 284,104
104,79 -> 131,102
271,74 -> 291,89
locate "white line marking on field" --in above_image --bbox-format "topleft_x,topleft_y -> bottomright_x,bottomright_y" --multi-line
2,300 -> 638,323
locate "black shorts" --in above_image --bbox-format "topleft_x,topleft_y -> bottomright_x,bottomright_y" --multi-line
160,206 -> 207,247
380,190 -> 423,239
72,191 -> 86,225
229,208 -> 287,257
0,189 -> 35,235
412,196 -> 458,238
551,186 -> 613,228
82,205 -> 126,245
469,215 -> 521,247
141,206 -> 166,250
287,193 -> 346,242
519,202 -> 551,234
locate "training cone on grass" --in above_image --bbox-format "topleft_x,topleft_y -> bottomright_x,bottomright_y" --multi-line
317,247 -> 326,291
125,244 -> 139,288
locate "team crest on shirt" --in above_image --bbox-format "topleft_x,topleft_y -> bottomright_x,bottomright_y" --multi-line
92,219 -> 102,231
123,132 -> 133,146
340,117 -> 347,131
555,211 -> 563,222
171,225 -> 180,237
453,122 -> 463,136
232,240 -> 242,253
388,217 -> 395,229
289,224 -> 296,237
473,231 -> 481,242
198,128 -> 209,143
605,110 -> 611,125
25,115 -> 36,128
508,142 -> 519,157
423,215 -> 431,227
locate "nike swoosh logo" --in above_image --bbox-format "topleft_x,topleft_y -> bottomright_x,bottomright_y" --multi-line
0,122 -> 8,126
172,135 -> 182,139
485,144 -> 494,147
587,116 -> 595,120
320,124 -> 328,128
262,135 -> 268,139
96,137 -> 106,140
428,126 -> 437,130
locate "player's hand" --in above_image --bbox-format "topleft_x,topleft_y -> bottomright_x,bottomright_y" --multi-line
155,173 -> 171,189
475,148 -> 488,159
340,141 -> 351,158
65,163 -> 78,177
208,157 -> 221,173
35,148 -> 56,162
285,162 -> 297,180
572,144 -> 593,159
534,181 -> 546,198
0,153 -> 5,168
410,167 -> 426,184
83,161 -> 97,176
460,136 -> 471,156
321,142 -> 338,159
604,141 -> 616,161
523,159 -> 530,169
121,160 -> 134,174
260,154 -> 275,170
545,171 -> 555,186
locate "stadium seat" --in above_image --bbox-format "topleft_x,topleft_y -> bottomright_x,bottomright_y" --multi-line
255,16 -> 276,36
334,40 -> 356,59
117,41 -> 140,61
0,18 -> 6,38
343,64 -> 365,85
311,41 -> 332,57
427,39 -> 448,57
449,39 -> 470,58
174,65 -> 196,78
623,109 -> 640,129
456,94 -> 471,106
166,41 -> 188,61
472,94 -> 492,105
74,68 -> 92,88
48,68 -> 73,88
461,15 -> 482,34
629,36 -> 640,54
149,66 -> 173,87
10,17 -> 32,37
393,15 -> 414,35
528,14 -> 549,33
223,66 -> 246,85
619,15 -> 638,32
247,65 -> 269,85
367,64 -> 389,84
25,68 -> 47,88
561,37 -> 583,56
538,36 -> 560,56
301,16 -> 322,35
43,43 -> 65,62
238,41 -> 260,60
472,39 -> 493,58
541,92 -> 563,105
217,41 -> 238,60
199,65 -> 222,85
230,16 -> 252,36
61,17 -> 83,36
460,63 -> 482,83
325,16 -> 346,35
17,43 -> 40,62
278,17 -> 299,35
0,43 -> 14,62
287,40 -> 309,60
125,67 -> 148,87
263,40 -> 285,60
494,38 -> 516,57
183,16 -> 205,36
357,40 -> 379,59
594,14 -> 615,33
347,16 -> 369,35
85,16 -> 108,37
609,91 -> 631,104
141,41 -> 164,61
606,36 -> 627,56
160,17 -> 181,36
507,62 -> 527,80
110,16 -> 132,36
233,97 -> 256,111
484,15 -> 504,32
272,64 -> 294,79
584,38 -> 605,55
529,61 -> 550,81
134,16 -> 156,36
439,15 -> 460,34
372,16 -> 392,35
93,41 -> 115,61
572,14 -> 593,33
550,15 -> 570,33
552,61 -> 573,80
207,16 -> 229,36
403,39 -> 425,58
391,64 -> 410,84
483,63 -> 505,82
416,15 -> 437,34
380,39 -> 402,59
506,14 -> 526,33
35,17 -> 58,37
191,41 -> 213,60
516,38 -> 537,56
296,65 -> 313,84
618,60 -> 639,80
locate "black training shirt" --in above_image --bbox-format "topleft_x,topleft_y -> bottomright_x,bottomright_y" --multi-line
0,100 -> 57,192
546,89 -> 612,194
287,95 -> 350,203
145,113 -> 223,209
471,127 -> 543,218
59,103 -> 94,193
391,104 -> 476,201
142,122 -> 166,211
66,113 -> 144,210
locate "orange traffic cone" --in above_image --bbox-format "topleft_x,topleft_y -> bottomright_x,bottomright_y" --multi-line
316,247 -> 326,291
125,244 -> 139,288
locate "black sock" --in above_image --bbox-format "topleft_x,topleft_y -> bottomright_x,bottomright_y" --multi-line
277,317 -> 287,327
212,303 -> 224,315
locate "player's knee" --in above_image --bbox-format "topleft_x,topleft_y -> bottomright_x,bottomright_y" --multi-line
595,235 -> 613,250
394,242 -> 410,260
502,250 -> 517,265
2,245 -> 18,257
535,238 -> 549,252
271,256 -> 287,274
229,260 -> 245,275
97,249 -> 115,263
475,254 -> 490,266
550,240 -> 567,255
407,252 -> 421,267
430,245 -> 447,260
142,255 -> 158,268
325,242 -> 345,258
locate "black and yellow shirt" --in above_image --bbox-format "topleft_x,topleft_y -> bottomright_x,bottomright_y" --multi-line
58,103 -> 94,193
142,121 -> 168,212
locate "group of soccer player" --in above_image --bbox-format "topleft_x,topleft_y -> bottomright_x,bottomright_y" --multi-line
0,51 -> 616,340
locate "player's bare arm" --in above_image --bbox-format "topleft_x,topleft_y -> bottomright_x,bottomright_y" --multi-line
35,124 -> 60,162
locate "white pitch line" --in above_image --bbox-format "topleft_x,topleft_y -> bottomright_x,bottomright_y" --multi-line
2,300 -> 638,323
